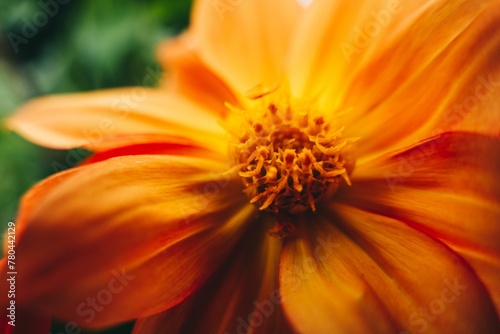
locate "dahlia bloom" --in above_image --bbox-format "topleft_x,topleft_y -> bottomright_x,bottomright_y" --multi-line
2,0 -> 500,333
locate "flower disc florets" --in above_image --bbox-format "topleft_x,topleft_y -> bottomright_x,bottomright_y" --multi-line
227,87 -> 356,220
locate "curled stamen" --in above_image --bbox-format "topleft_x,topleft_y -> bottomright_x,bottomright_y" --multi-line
227,84 -> 356,225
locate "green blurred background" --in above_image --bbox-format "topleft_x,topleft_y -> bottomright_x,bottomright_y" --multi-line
0,0 -> 192,332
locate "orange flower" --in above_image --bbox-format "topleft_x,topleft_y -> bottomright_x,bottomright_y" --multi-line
3,0 -> 500,333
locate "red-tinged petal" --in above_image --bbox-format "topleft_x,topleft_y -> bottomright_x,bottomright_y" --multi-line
156,33 -> 240,117
190,0 -> 302,93
1,155 -> 253,328
83,132 -> 224,153
279,204 -> 500,334
342,132 -> 500,314
5,88 -> 226,151
133,222 -> 294,334
83,142 -> 220,165
82,133 -> 227,165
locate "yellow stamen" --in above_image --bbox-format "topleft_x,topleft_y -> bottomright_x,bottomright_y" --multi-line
225,83 -> 356,237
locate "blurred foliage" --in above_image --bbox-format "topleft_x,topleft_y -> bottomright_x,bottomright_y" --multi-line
0,0 -> 192,333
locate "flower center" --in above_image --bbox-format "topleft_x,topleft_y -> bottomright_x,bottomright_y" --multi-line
226,86 -> 356,237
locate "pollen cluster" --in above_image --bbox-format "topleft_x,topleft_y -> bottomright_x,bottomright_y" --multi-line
227,88 -> 356,221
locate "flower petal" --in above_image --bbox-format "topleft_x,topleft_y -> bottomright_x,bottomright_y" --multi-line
343,132 -> 500,314
2,154 -> 253,327
1,165 -> 83,244
156,33 -> 240,117
279,204 -> 500,334
288,0 -> 434,98
190,0 -> 302,93
288,0 -> 500,157
5,88 -> 226,151
133,222 -> 294,334
82,133 -> 227,165
343,0 -> 500,157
